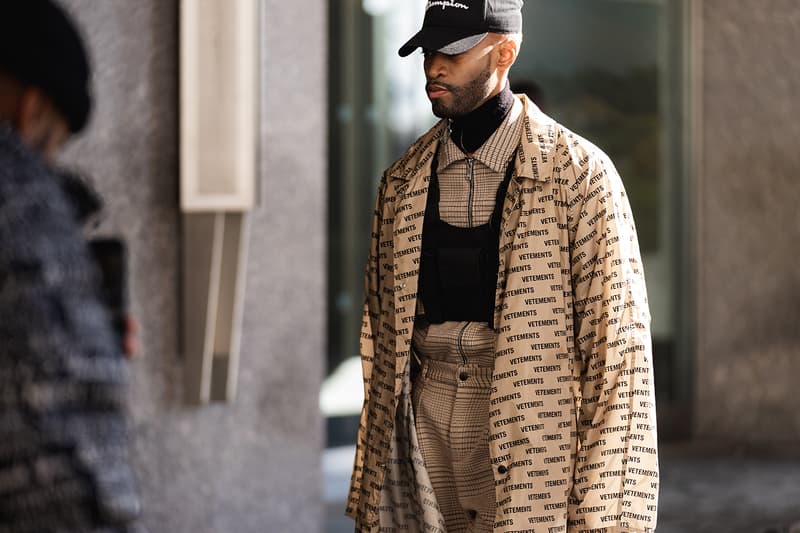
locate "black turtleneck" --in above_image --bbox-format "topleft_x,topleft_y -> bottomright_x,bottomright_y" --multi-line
448,84 -> 514,155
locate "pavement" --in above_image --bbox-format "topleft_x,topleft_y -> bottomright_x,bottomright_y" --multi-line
322,441 -> 800,533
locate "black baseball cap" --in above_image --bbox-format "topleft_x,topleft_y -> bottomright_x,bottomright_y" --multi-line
399,0 -> 523,58
0,0 -> 92,133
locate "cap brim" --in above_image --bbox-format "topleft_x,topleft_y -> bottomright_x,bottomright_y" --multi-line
398,28 -> 488,57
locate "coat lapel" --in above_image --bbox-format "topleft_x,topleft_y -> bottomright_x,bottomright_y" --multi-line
389,127 -> 442,396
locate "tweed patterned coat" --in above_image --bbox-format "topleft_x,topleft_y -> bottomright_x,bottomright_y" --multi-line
347,97 -> 659,533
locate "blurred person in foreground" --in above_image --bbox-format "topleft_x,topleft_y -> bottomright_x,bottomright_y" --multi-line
0,1 -> 140,531
347,1 -> 658,532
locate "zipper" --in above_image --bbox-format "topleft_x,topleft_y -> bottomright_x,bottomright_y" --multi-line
456,322 -> 469,366
466,158 -> 475,227
459,159 -> 475,365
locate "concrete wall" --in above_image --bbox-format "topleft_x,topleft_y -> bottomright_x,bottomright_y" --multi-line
696,0 -> 800,443
58,1 -> 327,531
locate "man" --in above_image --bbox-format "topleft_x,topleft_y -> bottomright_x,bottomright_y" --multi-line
0,1 -> 140,531
347,1 -> 659,532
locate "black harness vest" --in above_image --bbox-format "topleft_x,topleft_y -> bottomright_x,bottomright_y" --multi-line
418,148 -> 515,328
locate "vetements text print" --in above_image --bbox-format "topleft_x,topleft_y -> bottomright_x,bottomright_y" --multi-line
348,96 -> 659,533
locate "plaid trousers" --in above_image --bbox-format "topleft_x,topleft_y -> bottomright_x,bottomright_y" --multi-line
412,320 -> 496,533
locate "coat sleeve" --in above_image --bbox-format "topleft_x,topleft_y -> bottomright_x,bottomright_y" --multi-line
565,141 -> 659,533
347,174 -> 387,520
359,174 -> 388,397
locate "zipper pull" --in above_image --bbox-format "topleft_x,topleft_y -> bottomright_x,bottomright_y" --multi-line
466,158 -> 476,227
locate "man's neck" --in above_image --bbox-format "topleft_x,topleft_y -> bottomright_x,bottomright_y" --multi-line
448,84 -> 514,155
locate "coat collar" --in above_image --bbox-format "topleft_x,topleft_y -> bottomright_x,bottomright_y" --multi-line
386,95 -> 558,184
438,96 -> 524,174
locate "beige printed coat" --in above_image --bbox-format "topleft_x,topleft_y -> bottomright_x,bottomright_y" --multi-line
347,96 -> 659,533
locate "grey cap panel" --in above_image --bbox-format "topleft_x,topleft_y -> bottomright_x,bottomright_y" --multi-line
438,33 -> 488,55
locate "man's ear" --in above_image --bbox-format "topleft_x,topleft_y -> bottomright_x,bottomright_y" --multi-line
15,87 -> 49,139
497,37 -> 519,71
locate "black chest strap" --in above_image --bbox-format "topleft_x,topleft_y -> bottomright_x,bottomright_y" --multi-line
418,146 -> 516,327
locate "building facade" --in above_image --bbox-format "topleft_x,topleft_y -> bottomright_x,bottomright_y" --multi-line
52,1 -> 799,532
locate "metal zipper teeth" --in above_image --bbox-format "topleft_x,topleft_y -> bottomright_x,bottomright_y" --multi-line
457,322 -> 469,365
466,158 -> 475,228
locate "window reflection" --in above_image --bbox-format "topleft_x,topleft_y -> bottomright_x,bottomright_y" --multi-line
326,0 -> 690,443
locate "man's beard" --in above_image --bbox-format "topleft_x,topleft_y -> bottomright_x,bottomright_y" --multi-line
428,67 -> 493,119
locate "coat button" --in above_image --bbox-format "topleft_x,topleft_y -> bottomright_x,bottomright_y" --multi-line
497,465 -> 508,474
459,372 -> 469,381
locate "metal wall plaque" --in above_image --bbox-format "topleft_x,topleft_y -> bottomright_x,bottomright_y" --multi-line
180,0 -> 257,212
180,0 -> 258,403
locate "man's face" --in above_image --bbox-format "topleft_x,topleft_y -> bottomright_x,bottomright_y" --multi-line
0,75 -> 71,162
1,80 -> 71,163
423,37 -> 498,119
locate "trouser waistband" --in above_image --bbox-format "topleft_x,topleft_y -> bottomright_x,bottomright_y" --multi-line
419,358 -> 494,388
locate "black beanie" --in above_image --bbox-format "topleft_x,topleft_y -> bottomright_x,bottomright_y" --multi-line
0,0 -> 92,133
